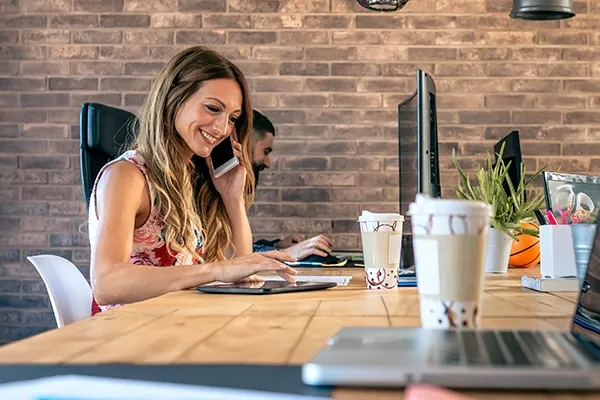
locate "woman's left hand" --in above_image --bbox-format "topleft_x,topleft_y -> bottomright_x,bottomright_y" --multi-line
208,137 -> 246,205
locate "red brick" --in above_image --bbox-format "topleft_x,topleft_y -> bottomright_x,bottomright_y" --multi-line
19,155 -> 70,169
21,124 -> 68,138
252,93 -> 277,108
459,111 -> 510,124
383,31 -> 436,45
509,79 -> 561,92
229,0 -> 279,12
262,110 -> 305,124
539,32 -> 588,45
123,0 -> 176,11
438,126 -> 483,140
74,0 -> 122,11
279,62 -> 328,76
47,139 -> 79,155
434,63 -> 486,77
0,233 -> 48,246
565,80 -> 600,93
278,94 -> 328,107
229,31 -> 277,45
100,46 -> 149,59
436,0 -> 485,12
72,30 -> 122,44
357,141 -> 397,155
306,78 -> 356,92
538,126 -> 587,141
0,125 -> 19,138
47,109 -> 79,123
357,78 -> 407,93
21,61 -> 70,75
538,64 -> 589,77
48,46 -> 98,59
49,77 -> 98,91
124,31 -> 174,45
306,110 -> 357,124
485,94 -> 537,109
485,32 -> 537,45
488,63 -> 537,77
202,14 -> 249,29
0,46 -> 45,60
0,0 -> 18,12
332,31 -> 380,45
21,0 -> 71,11
406,15 -> 457,29
563,15 -> 600,29
124,94 -> 146,106
280,156 -> 329,171
439,79 -> 505,93
306,47 -> 356,61
565,112 -> 600,124
250,219 -> 283,234
330,188 -> 384,202
0,93 -> 18,106
276,125 -> 329,139
458,48 -> 510,61
0,110 -> 46,123
436,94 -> 485,109
538,95 -> 588,109
512,47 -> 562,61
71,61 -> 123,76
356,46 -> 407,61
0,61 -> 18,75
49,15 -> 97,28
251,15 -> 302,29
100,78 -> 150,91
20,216 -> 72,232
360,110 -> 397,124
563,48 -> 600,61
437,31 -> 485,45
331,63 -> 380,76
0,15 -> 46,28
253,46 -> 302,60
282,219 -> 332,234
331,94 -> 381,108
20,93 -> 69,107
544,158 -> 590,172
303,16 -> 353,29
512,111 -> 562,124
280,0 -> 328,12
382,63 -> 435,76
100,14 -> 150,28
0,156 -> 17,168
408,47 -> 456,61
306,141 -> 356,154
150,14 -> 202,28
564,143 -> 600,156
333,156 -> 381,171
176,31 -> 225,45
0,187 -> 19,200
178,0 -> 225,11
253,77 -> 303,92
280,31 -> 329,45
20,30 -> 67,44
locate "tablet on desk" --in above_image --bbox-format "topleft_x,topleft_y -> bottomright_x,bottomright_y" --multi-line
196,281 -> 337,295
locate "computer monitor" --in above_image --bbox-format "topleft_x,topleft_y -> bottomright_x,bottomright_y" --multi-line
494,130 -> 524,200
397,70 -> 441,217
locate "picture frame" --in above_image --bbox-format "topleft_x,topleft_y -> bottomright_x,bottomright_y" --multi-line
542,171 -> 600,225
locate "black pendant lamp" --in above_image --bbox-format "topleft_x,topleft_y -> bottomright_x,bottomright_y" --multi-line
357,0 -> 410,12
510,0 -> 575,20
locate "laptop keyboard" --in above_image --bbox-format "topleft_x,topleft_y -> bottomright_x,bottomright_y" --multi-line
433,330 -> 582,369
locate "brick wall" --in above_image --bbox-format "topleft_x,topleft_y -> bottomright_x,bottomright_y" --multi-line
1,0 -> 599,343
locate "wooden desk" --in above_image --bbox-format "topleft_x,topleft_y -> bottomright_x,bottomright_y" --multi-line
0,267 -> 593,399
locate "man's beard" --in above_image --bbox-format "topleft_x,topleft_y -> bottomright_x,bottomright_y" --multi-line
253,163 -> 266,185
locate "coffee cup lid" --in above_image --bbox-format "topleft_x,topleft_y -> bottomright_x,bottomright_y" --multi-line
358,210 -> 404,222
408,194 -> 492,217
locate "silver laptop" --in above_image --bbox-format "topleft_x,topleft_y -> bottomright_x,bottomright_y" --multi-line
303,225 -> 600,389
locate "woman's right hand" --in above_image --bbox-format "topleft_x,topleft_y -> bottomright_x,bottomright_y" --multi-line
212,251 -> 298,283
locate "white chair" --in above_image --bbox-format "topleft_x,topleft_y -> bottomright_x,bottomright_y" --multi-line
27,255 -> 93,328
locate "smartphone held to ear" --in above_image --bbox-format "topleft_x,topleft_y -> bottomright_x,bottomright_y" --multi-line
210,136 -> 239,178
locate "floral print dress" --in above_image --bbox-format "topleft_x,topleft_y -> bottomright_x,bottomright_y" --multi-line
88,150 -> 204,315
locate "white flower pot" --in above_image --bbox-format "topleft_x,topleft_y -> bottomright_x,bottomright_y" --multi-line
485,228 -> 512,274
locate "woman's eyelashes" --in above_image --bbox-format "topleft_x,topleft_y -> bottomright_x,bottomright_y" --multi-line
204,104 -> 239,124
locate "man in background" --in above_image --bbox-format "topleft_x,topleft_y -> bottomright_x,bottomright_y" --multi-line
251,110 -> 334,260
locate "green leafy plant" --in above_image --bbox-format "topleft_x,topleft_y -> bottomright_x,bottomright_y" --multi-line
452,143 -> 545,241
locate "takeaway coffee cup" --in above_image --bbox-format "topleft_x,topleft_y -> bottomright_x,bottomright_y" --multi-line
408,194 -> 492,329
358,211 -> 404,290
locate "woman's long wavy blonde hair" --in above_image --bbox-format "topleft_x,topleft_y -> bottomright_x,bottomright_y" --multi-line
131,46 -> 254,263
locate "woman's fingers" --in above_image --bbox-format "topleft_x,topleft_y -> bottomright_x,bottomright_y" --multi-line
312,249 -> 328,257
276,270 -> 296,282
261,250 -> 296,263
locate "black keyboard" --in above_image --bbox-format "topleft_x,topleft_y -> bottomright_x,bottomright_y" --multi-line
433,330 -> 582,369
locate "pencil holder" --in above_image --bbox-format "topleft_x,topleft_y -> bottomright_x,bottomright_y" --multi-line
539,225 -> 577,279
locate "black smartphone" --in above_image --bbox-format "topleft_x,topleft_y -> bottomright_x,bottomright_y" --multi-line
210,136 -> 239,178
196,281 -> 337,295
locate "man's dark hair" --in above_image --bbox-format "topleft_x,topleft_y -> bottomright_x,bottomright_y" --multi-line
252,110 -> 275,141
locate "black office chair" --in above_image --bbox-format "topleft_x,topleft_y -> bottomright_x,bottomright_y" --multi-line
79,103 -> 138,209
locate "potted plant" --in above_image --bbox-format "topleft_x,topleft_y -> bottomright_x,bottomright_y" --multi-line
452,143 -> 544,273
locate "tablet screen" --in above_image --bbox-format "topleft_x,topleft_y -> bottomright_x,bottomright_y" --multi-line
196,280 -> 336,294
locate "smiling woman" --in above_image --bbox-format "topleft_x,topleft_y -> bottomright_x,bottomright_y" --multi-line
87,46 -> 297,314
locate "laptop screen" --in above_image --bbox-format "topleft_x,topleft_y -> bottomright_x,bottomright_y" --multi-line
572,219 -> 600,342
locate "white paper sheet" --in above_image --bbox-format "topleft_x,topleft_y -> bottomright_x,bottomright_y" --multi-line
0,375 -> 327,400
263,275 -> 352,286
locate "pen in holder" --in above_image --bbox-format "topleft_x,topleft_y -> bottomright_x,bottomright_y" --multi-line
540,225 -> 576,278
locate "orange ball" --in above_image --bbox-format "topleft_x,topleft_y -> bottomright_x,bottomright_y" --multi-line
509,223 -> 540,268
